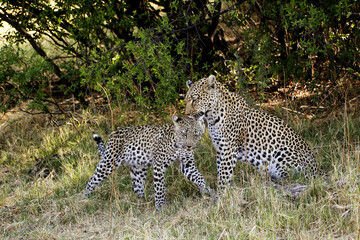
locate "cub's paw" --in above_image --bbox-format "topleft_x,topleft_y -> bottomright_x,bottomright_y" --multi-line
82,190 -> 91,199
203,186 -> 218,202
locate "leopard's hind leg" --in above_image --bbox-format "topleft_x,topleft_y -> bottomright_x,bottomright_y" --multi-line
130,165 -> 149,198
83,134 -> 122,198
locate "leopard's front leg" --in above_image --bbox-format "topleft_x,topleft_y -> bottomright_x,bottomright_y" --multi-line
153,159 -> 168,211
217,145 -> 237,190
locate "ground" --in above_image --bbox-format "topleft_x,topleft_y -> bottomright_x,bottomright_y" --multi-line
1,92 -> 360,239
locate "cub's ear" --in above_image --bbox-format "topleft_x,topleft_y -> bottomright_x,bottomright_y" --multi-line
204,75 -> 216,93
172,115 -> 180,129
195,114 -> 205,130
172,115 -> 180,122
196,114 -> 205,121
186,80 -> 193,89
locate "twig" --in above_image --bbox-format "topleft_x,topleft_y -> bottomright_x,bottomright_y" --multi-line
171,2 -> 243,34
33,78 -> 80,134
10,50 -> 80,134
0,207 -> 21,216
4,164 -> 34,180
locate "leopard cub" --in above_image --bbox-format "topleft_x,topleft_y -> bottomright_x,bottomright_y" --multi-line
83,116 -> 212,210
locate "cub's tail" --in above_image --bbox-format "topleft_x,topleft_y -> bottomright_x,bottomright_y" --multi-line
93,134 -> 104,144
93,134 -> 105,159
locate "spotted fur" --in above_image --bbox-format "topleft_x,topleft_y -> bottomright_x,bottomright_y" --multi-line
83,116 -> 211,210
185,75 -> 317,189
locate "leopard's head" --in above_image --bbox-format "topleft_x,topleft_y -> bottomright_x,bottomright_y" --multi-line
173,115 -> 205,151
184,75 -> 221,120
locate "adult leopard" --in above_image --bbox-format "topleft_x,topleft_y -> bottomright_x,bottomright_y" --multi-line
185,75 -> 317,189
83,116 -> 212,210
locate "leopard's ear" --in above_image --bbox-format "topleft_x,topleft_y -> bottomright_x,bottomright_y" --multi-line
208,75 -> 216,84
186,80 -> 193,89
204,75 -> 216,93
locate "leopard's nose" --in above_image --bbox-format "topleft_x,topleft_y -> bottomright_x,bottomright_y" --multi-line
185,145 -> 194,150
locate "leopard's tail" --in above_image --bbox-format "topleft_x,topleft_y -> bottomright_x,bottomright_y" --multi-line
83,134 -> 107,198
93,134 -> 106,160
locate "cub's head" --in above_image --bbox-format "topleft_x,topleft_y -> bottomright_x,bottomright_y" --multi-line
184,75 -> 221,119
173,115 -> 205,151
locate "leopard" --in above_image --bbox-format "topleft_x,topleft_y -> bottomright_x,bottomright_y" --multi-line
184,75 -> 318,190
83,115 -> 212,210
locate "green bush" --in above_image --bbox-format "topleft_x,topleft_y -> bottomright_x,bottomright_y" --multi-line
80,25 -> 195,111
1,0 -> 358,112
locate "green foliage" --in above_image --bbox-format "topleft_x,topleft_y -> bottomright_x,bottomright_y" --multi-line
0,44 -> 52,112
1,0 -> 359,112
80,26 -> 192,111
223,0 -> 359,93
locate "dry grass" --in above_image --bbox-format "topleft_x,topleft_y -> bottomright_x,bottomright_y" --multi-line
1,106 -> 360,239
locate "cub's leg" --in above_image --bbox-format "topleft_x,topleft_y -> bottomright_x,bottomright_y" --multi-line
179,151 -> 214,195
130,166 -> 148,198
83,158 -> 119,197
83,136 -> 121,198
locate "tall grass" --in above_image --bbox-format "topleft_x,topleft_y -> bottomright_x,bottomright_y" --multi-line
0,108 -> 359,239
